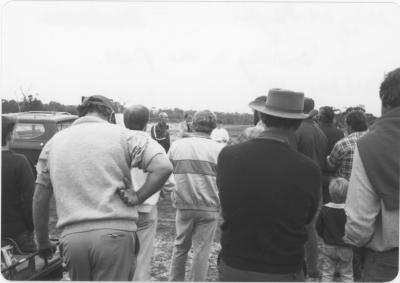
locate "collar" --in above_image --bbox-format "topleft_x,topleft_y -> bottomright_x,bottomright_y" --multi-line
72,115 -> 108,126
324,202 -> 345,209
257,128 -> 295,147
189,132 -> 211,139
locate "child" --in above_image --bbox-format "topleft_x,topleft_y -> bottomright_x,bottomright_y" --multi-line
316,178 -> 353,282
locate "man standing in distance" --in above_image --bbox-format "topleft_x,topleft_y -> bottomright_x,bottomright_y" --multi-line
33,95 -> 172,281
151,112 -> 171,152
217,89 -> 321,281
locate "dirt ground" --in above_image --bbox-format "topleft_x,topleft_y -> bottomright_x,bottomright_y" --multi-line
49,193 -> 222,281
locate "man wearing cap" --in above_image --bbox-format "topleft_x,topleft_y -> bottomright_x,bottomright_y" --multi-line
168,110 -> 224,282
295,97 -> 328,279
33,95 -> 173,281
217,89 -> 321,281
151,112 -> 171,152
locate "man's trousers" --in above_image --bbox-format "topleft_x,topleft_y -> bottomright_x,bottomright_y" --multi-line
169,209 -> 219,282
61,228 -> 137,281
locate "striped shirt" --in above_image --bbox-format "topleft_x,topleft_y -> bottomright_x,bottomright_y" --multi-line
168,133 -> 224,211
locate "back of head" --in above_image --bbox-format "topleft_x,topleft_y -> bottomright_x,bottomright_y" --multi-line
319,106 -> 335,124
329,177 -> 349,203
346,110 -> 368,132
123,105 -> 150,131
303,97 -> 315,114
380,67 -> 400,110
192,110 -> 217,134
77,95 -> 115,122
2,116 -> 16,146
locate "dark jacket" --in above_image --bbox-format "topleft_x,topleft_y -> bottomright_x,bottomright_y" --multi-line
217,132 -> 321,274
296,119 -> 328,169
319,124 -> 344,155
1,150 -> 35,240
316,203 -> 349,247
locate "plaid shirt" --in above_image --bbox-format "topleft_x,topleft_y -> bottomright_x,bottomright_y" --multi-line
327,131 -> 366,180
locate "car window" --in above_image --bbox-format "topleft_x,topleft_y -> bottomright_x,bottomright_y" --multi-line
13,123 -> 46,140
56,121 -> 73,131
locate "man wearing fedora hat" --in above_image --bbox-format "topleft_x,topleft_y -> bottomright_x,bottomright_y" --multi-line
217,89 -> 321,281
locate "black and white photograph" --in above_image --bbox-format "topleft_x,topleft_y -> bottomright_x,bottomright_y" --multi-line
1,0 -> 399,281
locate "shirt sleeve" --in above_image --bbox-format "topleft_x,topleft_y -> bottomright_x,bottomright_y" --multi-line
35,139 -> 53,188
343,146 -> 380,247
140,138 -> 167,172
327,141 -> 344,168
126,131 -> 150,169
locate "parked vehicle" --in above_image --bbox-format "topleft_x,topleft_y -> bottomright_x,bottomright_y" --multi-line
4,111 -> 78,166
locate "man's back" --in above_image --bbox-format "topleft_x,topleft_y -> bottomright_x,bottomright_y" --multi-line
38,116 -> 149,235
168,136 -> 223,211
218,138 -> 321,274
1,150 -> 35,239
296,119 -> 328,168
319,124 -> 344,154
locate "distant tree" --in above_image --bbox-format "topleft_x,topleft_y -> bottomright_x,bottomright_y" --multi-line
2,99 -> 20,113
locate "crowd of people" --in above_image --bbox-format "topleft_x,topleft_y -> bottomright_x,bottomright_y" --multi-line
1,67 -> 399,282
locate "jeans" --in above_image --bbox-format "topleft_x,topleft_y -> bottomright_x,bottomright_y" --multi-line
362,248 -> 399,282
61,229 -> 137,281
169,209 -> 219,282
319,242 -> 353,282
133,206 -> 158,281
218,259 -> 304,282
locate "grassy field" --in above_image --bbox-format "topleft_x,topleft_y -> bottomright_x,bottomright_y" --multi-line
48,124 -> 250,281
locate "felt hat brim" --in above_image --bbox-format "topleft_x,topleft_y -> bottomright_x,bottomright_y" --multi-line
249,100 -> 309,120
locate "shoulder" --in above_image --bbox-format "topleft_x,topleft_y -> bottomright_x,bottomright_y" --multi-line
293,151 -> 321,176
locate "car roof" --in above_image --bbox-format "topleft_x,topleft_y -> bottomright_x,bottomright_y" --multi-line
4,111 -> 78,122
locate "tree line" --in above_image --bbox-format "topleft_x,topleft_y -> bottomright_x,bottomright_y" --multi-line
1,97 -> 254,125
1,96 -> 377,126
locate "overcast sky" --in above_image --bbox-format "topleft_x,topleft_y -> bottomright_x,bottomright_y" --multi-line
1,1 -> 400,116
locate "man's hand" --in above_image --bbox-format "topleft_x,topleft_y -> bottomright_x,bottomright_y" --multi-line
115,177 -> 141,206
37,241 -> 57,260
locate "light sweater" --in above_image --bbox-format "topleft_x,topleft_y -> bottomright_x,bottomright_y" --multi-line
344,146 -> 399,252
36,116 -> 156,237
168,134 -> 224,211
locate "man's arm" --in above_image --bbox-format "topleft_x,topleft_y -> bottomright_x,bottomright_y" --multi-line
136,154 -> 173,203
120,137 -> 173,206
343,146 -> 380,247
326,142 -> 343,171
33,183 -> 53,250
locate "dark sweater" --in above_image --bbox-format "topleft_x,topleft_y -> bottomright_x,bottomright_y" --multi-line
296,119 -> 328,169
1,150 -> 35,240
217,137 -> 321,274
319,124 -> 344,155
316,204 -> 348,247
